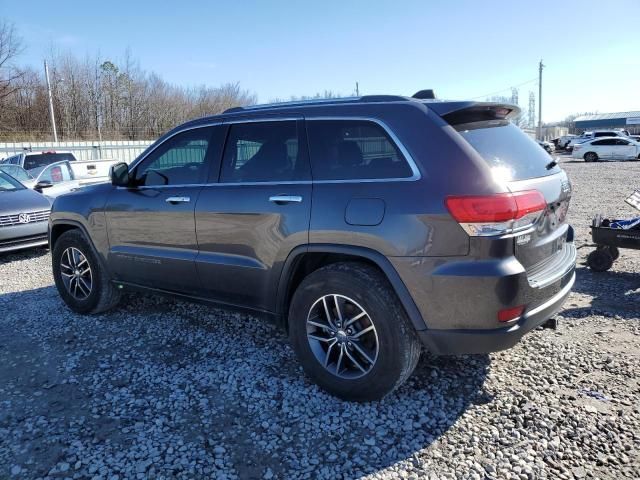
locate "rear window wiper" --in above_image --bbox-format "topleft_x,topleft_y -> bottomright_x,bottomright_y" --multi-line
545,159 -> 558,170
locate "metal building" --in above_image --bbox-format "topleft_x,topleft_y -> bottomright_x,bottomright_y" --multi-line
574,111 -> 640,134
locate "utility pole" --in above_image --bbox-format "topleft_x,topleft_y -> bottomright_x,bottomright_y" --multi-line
537,59 -> 544,140
44,60 -> 58,142
355,81 -> 360,96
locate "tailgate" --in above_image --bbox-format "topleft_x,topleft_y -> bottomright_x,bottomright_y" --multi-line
507,171 -> 573,280
70,160 -> 117,180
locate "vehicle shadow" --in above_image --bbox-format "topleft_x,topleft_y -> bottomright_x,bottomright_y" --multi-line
0,246 -> 49,264
0,286 -> 491,478
561,266 -> 638,320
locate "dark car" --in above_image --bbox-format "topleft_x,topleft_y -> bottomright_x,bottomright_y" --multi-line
49,94 -> 576,401
0,171 -> 51,253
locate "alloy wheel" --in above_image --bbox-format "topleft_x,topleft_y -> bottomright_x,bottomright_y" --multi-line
59,247 -> 93,300
306,294 -> 379,379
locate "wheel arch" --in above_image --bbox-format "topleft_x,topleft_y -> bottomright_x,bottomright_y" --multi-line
49,220 -> 109,272
276,244 -> 427,334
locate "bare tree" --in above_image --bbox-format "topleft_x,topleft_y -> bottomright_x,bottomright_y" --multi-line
0,24 -> 257,141
0,20 -> 24,101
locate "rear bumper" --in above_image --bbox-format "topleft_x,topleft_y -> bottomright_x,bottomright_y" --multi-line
418,271 -> 575,355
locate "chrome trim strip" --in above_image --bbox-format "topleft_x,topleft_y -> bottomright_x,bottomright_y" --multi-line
527,243 -> 577,289
524,271 -> 575,319
269,195 -> 303,203
125,115 -> 423,187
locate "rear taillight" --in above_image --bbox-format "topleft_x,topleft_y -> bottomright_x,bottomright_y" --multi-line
445,190 -> 546,236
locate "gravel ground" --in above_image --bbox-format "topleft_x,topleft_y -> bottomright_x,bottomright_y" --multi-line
0,154 -> 638,479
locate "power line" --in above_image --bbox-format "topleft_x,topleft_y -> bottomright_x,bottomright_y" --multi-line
469,77 -> 538,100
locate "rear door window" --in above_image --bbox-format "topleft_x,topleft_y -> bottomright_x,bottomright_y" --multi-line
456,121 -> 560,180
306,119 -> 413,180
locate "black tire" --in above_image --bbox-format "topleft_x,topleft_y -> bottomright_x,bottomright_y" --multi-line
584,152 -> 598,162
288,262 -> 421,402
598,245 -> 620,261
587,249 -> 614,272
52,229 -> 121,314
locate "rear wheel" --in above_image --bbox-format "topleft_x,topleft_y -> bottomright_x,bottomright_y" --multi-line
288,262 -> 421,401
584,152 -> 598,162
587,249 -> 614,272
52,229 -> 121,314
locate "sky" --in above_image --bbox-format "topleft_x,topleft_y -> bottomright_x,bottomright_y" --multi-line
2,0 -> 638,122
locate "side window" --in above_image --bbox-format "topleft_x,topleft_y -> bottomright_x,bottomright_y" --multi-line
220,121 -> 307,183
591,140 -> 607,146
38,162 -> 73,184
616,139 -> 630,145
306,120 -> 413,181
135,127 -> 213,186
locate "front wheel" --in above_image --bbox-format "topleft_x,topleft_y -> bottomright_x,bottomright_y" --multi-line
52,229 -> 121,314
584,152 -> 598,162
288,262 -> 421,401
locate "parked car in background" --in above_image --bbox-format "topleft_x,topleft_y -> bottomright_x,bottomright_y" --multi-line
2,150 -> 77,171
572,137 -> 640,162
558,134 -> 578,150
49,94 -> 576,401
0,170 -> 51,253
0,164 -> 36,187
1,150 -> 119,181
630,135 -> 640,142
536,139 -> 553,154
0,161 -> 109,198
566,130 -> 629,151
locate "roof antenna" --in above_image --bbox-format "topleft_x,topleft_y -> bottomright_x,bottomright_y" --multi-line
412,89 -> 436,99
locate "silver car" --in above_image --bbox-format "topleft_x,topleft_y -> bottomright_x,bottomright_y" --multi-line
0,170 -> 51,253
0,161 -> 83,199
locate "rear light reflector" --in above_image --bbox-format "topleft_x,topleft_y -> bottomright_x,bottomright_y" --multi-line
445,190 -> 546,236
498,305 -> 525,322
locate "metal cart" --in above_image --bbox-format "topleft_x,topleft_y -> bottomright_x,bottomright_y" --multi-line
586,190 -> 640,272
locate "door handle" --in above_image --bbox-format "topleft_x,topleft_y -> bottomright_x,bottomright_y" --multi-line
165,196 -> 191,204
269,195 -> 303,204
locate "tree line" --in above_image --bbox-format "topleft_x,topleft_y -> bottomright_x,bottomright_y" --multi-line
0,21 -> 256,141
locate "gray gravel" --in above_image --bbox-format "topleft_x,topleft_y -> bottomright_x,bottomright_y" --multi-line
0,154 -> 639,479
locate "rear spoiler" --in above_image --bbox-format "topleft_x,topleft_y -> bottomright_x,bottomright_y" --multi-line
426,101 -> 521,125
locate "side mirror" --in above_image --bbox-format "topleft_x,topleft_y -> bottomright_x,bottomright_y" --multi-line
110,162 -> 130,187
35,180 -> 53,192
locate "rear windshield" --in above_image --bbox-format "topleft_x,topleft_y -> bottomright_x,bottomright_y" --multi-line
456,120 -> 560,181
24,153 -> 76,170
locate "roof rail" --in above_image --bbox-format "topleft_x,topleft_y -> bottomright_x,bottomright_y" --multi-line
223,95 -> 410,114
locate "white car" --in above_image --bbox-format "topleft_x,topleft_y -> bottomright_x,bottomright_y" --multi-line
566,130 -> 629,151
0,161 -> 107,198
572,137 -> 640,162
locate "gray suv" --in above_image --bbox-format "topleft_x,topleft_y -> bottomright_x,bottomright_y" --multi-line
49,94 -> 576,401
